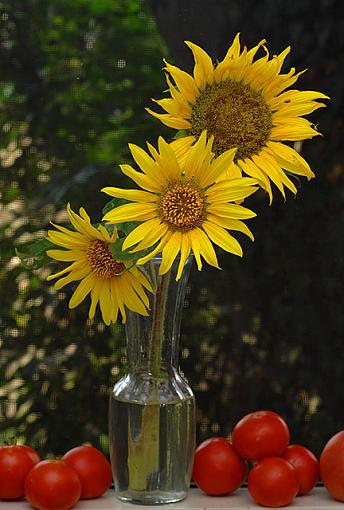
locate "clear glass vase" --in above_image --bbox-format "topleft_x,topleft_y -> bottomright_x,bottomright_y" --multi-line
109,255 -> 195,505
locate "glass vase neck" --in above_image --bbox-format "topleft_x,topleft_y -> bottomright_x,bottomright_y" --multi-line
125,255 -> 193,376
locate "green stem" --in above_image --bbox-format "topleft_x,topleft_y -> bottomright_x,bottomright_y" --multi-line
148,270 -> 171,379
127,265 -> 171,492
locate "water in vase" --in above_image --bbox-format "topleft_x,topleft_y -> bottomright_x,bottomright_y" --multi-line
110,395 -> 195,505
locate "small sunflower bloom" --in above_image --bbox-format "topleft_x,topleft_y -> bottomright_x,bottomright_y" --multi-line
102,131 -> 258,281
46,204 -> 152,325
147,33 -> 329,202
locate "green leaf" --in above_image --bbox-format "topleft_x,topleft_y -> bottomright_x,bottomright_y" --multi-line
117,221 -> 141,236
108,238 -> 135,263
102,198 -> 141,237
108,238 -> 154,266
15,238 -> 55,269
102,197 -> 129,215
174,129 -> 189,140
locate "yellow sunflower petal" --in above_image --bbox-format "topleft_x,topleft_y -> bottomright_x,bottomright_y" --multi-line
207,203 -> 257,220
189,229 -> 202,271
120,164 -> 162,192
164,73 -> 192,112
97,224 -> 111,242
117,274 -> 149,316
219,161 -> 243,181
46,249 -> 86,262
146,140 -> 159,160
46,230 -> 90,250
129,222 -> 169,253
246,38 -> 266,64
207,215 -> 255,241
101,187 -> 156,203
199,147 -> 237,187
176,233 -> 191,281
163,59 -> 199,103
202,221 -> 243,257
215,33 -> 242,82
98,280 -> 112,325
205,178 -> 258,203
151,97 -> 192,118
110,226 -> 119,243
185,40 -> 214,90
215,40 -> 251,83
128,143 -> 165,186
78,207 -> 92,224
252,151 -> 297,197
269,89 -> 330,109
136,234 -> 171,266
146,108 -> 192,129
47,264 -> 73,281
264,69 -> 307,99
258,149 -> 299,195
103,202 -> 157,224
184,130 -> 209,180
48,222 -> 89,244
195,227 -> 220,269
129,266 -> 153,293
109,285 -> 119,324
67,204 -> 103,240
159,231 -> 182,275
54,264 -> 90,290
239,158 -> 273,203
158,136 -> 181,181
88,276 -> 101,320
252,159 -> 285,198
267,141 -> 314,179
270,118 -> 320,141
125,272 -> 150,308
122,218 -> 164,250
273,101 -> 327,118
170,135 -> 195,168
110,278 -> 126,323
69,273 -> 94,309
47,259 -> 88,281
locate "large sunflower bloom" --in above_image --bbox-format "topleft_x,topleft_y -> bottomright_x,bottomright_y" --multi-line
46,204 -> 152,325
102,131 -> 258,281
147,33 -> 329,202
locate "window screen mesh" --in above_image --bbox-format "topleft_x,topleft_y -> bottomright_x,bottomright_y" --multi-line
0,0 -> 343,460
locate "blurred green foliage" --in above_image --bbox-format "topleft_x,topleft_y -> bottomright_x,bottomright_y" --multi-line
0,0 -> 168,456
1,0 -> 343,460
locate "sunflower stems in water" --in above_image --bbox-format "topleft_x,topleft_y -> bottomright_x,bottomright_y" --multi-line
127,265 -> 170,493
149,270 -> 170,379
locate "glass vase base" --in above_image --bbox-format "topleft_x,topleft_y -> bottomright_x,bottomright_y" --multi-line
115,490 -> 188,505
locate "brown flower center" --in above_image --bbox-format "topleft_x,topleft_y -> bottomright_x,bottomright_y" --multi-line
87,239 -> 125,279
158,181 -> 206,231
190,79 -> 273,160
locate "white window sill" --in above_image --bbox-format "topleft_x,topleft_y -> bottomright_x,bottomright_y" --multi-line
1,487 -> 342,509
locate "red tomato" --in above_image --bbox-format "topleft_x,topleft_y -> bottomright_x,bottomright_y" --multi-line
24,460 -> 81,510
19,445 -> 41,465
248,456 -> 299,507
231,410 -> 290,461
319,430 -> 344,501
0,445 -> 37,500
62,445 -> 112,499
192,437 -> 247,496
281,444 -> 318,495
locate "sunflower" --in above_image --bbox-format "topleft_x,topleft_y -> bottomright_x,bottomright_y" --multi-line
146,33 -> 329,202
46,204 -> 152,325
102,131 -> 258,281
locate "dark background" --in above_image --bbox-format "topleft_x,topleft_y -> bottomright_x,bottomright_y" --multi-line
0,0 -> 343,459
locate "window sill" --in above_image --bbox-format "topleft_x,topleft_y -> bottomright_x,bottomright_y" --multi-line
2,487 -> 342,510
